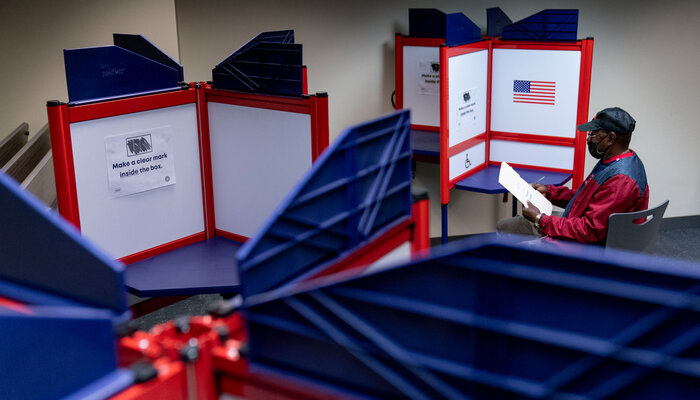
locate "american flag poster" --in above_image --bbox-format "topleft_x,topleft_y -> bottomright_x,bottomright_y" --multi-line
513,80 -> 556,105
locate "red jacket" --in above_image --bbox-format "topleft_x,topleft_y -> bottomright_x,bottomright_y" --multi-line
539,151 -> 649,244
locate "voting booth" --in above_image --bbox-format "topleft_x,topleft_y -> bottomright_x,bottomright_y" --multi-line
1,108 -> 430,399
396,9 -> 593,240
48,32 -> 329,296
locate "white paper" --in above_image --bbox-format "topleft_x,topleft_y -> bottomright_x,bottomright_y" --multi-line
455,88 -> 478,128
418,59 -> 440,95
105,126 -> 176,198
498,162 -> 552,215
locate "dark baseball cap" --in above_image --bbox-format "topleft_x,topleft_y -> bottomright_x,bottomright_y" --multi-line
577,107 -> 636,135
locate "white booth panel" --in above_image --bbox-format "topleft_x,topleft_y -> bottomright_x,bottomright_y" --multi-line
362,242 -> 412,275
489,140 -> 574,170
448,50 -> 488,147
402,46 -> 440,127
208,102 -> 312,238
449,141 -> 486,181
70,104 -> 205,259
491,49 -> 581,137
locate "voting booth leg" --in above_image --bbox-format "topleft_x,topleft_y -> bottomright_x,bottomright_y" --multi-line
441,204 -> 448,244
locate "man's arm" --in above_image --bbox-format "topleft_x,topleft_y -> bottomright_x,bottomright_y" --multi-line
538,176 -> 643,243
543,184 -> 577,209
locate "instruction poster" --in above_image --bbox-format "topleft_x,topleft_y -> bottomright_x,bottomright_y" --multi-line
105,126 -> 176,198
456,88 -> 477,128
418,59 -> 440,95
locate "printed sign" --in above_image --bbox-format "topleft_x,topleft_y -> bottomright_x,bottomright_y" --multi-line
456,89 -> 477,128
105,126 -> 176,198
418,60 -> 440,95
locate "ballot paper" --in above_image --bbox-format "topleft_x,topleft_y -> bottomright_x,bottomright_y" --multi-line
498,162 -> 553,215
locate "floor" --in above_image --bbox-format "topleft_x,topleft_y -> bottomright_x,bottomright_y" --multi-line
133,226 -> 700,331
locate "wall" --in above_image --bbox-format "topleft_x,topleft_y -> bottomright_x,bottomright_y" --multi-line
2,0 -> 698,238
0,0 -> 179,137
174,0 -> 700,237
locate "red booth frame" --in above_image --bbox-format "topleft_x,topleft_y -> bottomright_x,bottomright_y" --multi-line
48,84 -> 329,265
395,35 -> 594,205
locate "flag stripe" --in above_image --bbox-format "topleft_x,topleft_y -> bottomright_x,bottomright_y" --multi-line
513,79 -> 556,105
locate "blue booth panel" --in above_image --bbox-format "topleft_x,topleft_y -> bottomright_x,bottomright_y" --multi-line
0,172 -> 127,315
64,34 -> 182,104
244,234 -> 700,399
502,9 -> 579,41
1,171 -> 132,399
212,30 -> 304,97
237,110 -> 413,299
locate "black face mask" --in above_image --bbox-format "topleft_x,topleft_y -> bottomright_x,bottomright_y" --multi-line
587,132 -> 611,159
587,140 -> 605,159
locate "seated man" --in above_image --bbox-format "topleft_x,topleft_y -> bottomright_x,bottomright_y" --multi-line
497,107 -> 649,244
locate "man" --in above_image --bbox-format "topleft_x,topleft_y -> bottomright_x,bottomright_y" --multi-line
497,107 -> 649,244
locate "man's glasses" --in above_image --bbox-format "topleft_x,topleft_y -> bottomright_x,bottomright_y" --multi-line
587,130 -> 607,138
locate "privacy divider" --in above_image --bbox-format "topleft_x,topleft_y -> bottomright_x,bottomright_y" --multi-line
238,110 -> 415,300
244,234 -> 700,399
396,9 -> 593,240
48,33 -> 330,296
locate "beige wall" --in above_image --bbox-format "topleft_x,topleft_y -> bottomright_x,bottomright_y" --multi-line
0,0 -> 179,136
175,0 -> 700,237
2,0 -> 698,238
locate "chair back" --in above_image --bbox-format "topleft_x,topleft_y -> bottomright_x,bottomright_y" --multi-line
606,200 -> 669,252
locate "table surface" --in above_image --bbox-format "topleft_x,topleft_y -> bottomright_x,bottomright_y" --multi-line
125,236 -> 243,297
455,165 -> 572,194
411,128 -> 440,157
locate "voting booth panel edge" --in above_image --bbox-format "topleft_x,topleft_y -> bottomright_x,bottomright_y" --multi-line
395,35 -> 594,205
48,84 -> 329,265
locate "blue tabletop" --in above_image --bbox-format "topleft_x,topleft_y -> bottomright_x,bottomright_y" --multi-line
455,165 -> 572,194
124,236 -> 243,297
411,128 -> 440,157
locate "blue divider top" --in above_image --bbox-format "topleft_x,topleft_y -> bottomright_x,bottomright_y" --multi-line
244,234 -> 700,399
0,307 -> 132,399
502,9 -> 579,41
237,110 -> 413,299
212,30 -> 304,97
408,8 -> 481,46
64,34 -> 183,104
113,33 -> 184,82
0,171 -> 127,315
486,7 -> 513,37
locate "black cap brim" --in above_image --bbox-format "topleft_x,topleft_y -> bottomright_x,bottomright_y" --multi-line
576,120 -> 602,132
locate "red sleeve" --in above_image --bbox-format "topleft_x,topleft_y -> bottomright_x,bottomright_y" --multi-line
545,184 -> 576,209
539,175 -> 644,243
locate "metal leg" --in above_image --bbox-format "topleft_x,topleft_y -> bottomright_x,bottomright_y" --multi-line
512,194 -> 518,217
441,203 -> 448,244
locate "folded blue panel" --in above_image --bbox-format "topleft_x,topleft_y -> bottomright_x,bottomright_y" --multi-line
408,9 -> 481,46
486,7 -> 513,37
64,34 -> 182,103
502,9 -> 579,41
0,171 -> 127,315
445,12 -> 481,47
212,30 -> 303,96
237,111 -> 412,299
409,8 -> 446,38
113,33 -> 184,82
0,307 -> 132,400
244,234 -> 700,399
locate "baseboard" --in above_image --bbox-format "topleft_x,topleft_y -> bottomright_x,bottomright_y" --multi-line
661,215 -> 700,230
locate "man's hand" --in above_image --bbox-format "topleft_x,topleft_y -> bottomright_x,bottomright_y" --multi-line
532,183 -> 547,195
522,201 -> 541,222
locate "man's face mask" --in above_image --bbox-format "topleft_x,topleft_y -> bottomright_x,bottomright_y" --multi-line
587,131 -> 610,159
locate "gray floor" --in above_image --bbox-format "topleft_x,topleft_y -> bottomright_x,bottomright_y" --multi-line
133,226 -> 700,331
